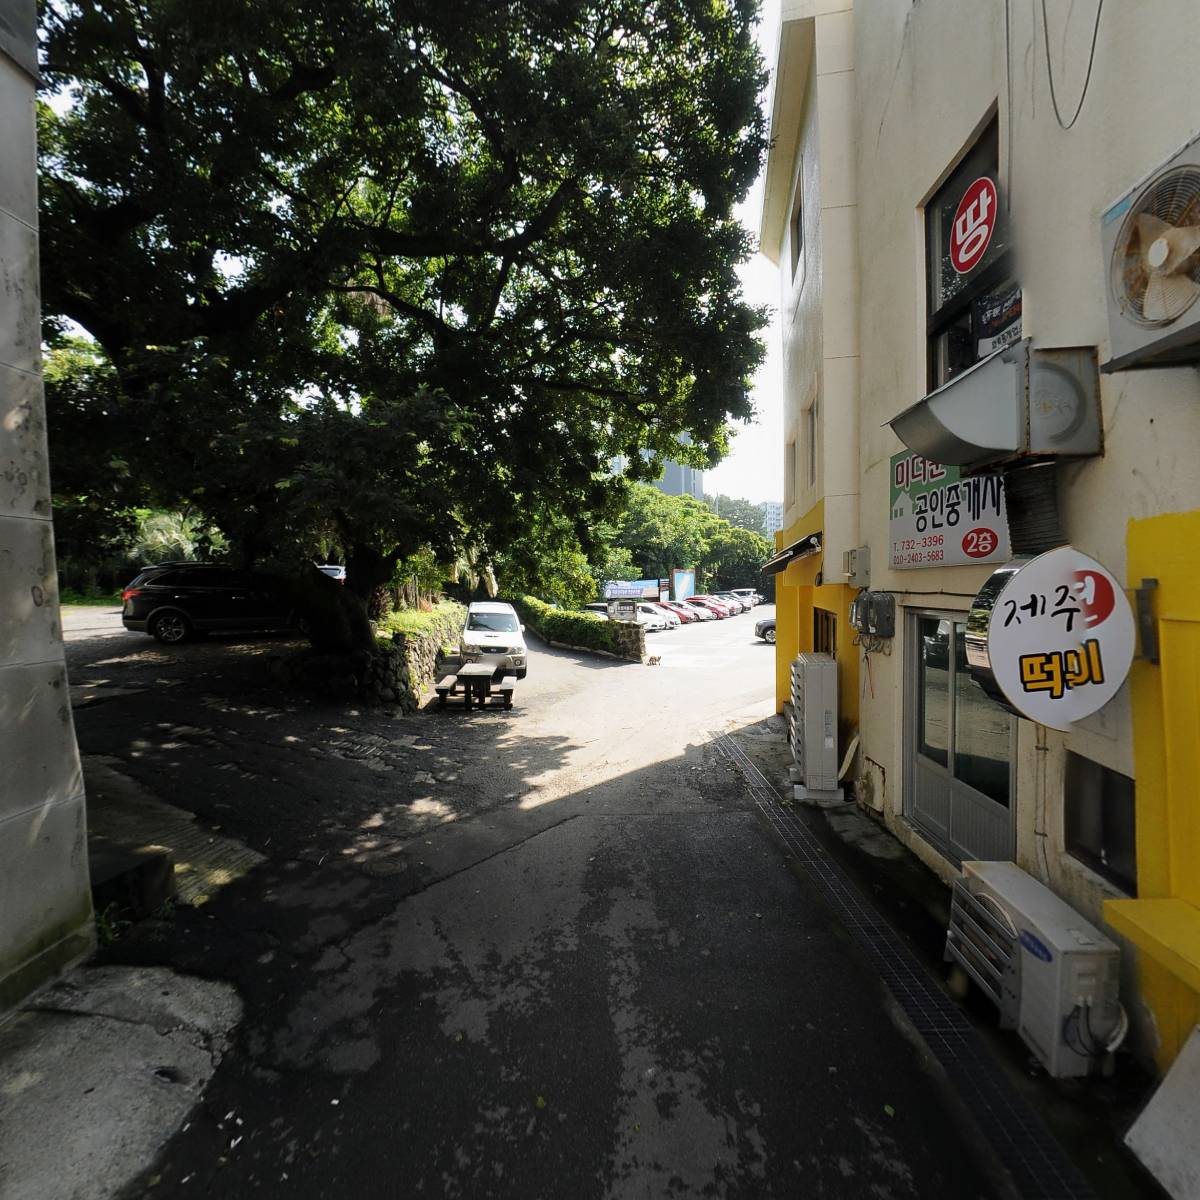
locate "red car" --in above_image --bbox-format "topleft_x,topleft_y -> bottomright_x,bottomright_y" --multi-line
660,601 -> 699,623
689,596 -> 733,617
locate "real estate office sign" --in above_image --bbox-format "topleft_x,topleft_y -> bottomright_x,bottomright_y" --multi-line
889,450 -> 1010,569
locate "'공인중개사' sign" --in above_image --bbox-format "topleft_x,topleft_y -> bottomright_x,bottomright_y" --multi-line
889,450 -> 1010,569
966,547 -> 1135,731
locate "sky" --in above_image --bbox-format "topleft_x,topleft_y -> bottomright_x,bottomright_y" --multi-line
703,1 -> 783,508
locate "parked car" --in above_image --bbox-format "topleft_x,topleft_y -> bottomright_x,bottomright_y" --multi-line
316,564 -> 346,584
121,563 -> 297,644
660,601 -> 699,623
755,616 -> 777,644
460,601 -> 528,679
731,588 -> 764,606
648,602 -> 682,627
677,600 -> 716,621
690,596 -> 734,617
636,603 -> 671,631
714,592 -> 750,613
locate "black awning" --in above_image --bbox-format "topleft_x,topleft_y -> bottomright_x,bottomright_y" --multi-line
761,531 -> 821,575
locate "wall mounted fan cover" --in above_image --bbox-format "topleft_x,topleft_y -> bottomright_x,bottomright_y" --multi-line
1111,165 -> 1200,326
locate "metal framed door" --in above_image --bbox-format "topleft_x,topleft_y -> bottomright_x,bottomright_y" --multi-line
905,611 -> 1015,864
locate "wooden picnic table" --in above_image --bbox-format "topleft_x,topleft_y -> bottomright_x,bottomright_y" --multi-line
435,662 -> 516,711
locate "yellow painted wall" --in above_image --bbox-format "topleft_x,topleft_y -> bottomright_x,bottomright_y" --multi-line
1105,510 -> 1200,1072
772,501 -> 860,742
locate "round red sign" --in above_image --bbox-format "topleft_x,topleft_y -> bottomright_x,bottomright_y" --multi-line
949,177 -> 998,275
961,527 -> 999,559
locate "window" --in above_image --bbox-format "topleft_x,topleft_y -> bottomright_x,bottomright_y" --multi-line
467,612 -> 519,633
925,119 -> 1020,390
814,609 -> 837,657
785,439 -> 796,508
1064,753 -> 1137,895
916,615 -> 1010,804
789,171 -> 804,282
804,402 -> 817,486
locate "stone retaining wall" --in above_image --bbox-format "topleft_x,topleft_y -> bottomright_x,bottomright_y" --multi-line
273,603 -> 466,709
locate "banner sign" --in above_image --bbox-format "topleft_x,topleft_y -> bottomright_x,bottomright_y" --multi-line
671,568 -> 696,601
889,450 -> 1010,569
603,579 -> 660,600
967,547 -> 1135,731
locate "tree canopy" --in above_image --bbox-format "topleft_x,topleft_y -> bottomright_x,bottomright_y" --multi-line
703,492 -> 767,537
605,482 -> 771,591
39,0 -> 768,622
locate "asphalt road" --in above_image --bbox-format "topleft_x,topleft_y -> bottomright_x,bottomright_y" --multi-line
63,605 -> 998,1199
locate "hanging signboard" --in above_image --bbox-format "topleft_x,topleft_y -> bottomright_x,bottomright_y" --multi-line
889,450 -> 1010,569
964,547 -> 1135,731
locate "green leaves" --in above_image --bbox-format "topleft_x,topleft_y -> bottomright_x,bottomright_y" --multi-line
39,0 -> 768,580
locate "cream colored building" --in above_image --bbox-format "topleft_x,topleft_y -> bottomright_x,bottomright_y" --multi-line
0,0 -> 94,1011
760,0 -> 1200,1078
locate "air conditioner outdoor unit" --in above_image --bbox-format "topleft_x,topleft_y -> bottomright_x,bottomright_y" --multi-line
1102,131 -> 1200,371
959,861 -> 1122,1078
787,653 -> 841,801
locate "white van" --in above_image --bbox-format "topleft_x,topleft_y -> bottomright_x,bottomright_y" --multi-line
460,602 -> 528,678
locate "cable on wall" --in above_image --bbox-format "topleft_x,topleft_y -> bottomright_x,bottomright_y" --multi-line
1039,0 -> 1104,131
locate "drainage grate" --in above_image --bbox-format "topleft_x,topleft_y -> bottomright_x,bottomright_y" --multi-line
711,731 -> 1097,1200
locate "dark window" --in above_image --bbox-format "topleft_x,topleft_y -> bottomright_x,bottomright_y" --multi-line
926,119 -> 1020,389
814,609 -> 837,657
467,612 -> 519,632
1065,753 -> 1137,895
915,615 -> 1011,804
146,571 -> 186,587
790,176 -> 804,279
182,568 -> 241,588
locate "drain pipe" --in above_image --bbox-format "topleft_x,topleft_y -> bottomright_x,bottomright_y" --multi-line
1001,460 -> 1065,555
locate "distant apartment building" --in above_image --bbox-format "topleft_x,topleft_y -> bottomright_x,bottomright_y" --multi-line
655,460 -> 704,500
759,501 -> 784,535
610,445 -> 704,501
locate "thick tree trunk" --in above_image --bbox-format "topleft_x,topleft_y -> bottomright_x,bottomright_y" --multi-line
290,567 -> 375,654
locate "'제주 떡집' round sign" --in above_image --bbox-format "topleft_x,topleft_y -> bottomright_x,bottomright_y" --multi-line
965,547 -> 1135,730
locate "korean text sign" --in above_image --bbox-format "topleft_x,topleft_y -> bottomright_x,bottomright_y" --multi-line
980,547 -> 1134,730
889,451 -> 1010,569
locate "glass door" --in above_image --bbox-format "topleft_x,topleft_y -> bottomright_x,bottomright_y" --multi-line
907,614 -> 1014,864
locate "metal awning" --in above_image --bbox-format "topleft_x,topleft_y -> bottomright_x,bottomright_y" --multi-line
761,532 -> 821,575
887,342 -> 1024,468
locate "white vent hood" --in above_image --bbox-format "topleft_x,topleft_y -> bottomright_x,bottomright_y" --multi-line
888,341 -> 1102,471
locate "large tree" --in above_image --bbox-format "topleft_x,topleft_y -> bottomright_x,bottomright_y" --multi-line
704,492 -> 767,537
39,0 -> 767,644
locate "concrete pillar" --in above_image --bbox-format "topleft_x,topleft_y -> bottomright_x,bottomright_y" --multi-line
0,0 -> 94,1012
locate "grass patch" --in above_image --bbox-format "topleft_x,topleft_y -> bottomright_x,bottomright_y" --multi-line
59,588 -> 123,606
376,600 -> 465,642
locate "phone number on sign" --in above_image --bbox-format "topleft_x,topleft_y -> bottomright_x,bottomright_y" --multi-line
892,547 -> 945,565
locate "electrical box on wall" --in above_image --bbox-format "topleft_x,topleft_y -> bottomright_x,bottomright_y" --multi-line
842,546 -> 870,588
850,590 -> 895,639
868,592 -> 895,638
849,593 -> 869,632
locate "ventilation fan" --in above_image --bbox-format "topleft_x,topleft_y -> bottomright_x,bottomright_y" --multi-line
1102,135 -> 1200,371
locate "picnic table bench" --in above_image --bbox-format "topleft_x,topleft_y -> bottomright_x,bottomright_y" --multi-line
435,662 -> 516,710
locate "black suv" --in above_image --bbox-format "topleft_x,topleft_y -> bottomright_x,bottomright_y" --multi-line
121,563 -> 297,644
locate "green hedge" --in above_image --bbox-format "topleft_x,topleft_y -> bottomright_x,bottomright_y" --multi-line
375,600 -> 466,649
512,594 -> 619,654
